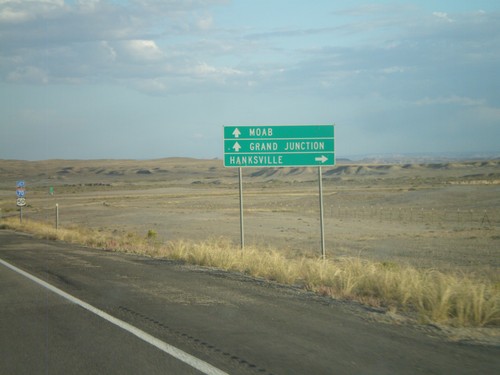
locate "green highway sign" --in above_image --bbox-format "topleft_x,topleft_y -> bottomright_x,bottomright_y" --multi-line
224,125 -> 335,167
224,125 -> 334,139
224,139 -> 334,153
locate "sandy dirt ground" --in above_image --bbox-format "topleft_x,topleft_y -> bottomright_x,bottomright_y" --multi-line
1,158 -> 499,280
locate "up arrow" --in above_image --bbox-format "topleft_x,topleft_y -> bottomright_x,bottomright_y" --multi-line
233,142 -> 242,152
232,128 -> 241,138
315,155 -> 328,163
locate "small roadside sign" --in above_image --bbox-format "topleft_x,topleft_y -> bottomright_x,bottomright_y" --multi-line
15,180 -> 27,222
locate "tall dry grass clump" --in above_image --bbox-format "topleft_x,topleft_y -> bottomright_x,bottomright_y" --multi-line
0,217 -> 146,253
300,259 -> 499,327
144,239 -> 500,326
1,217 -> 498,327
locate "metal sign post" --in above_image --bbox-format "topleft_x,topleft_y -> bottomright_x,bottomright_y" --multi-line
55,203 -> 59,230
318,166 -> 326,260
238,168 -> 244,250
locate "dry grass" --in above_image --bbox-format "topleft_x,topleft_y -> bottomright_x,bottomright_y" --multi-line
1,217 -> 499,327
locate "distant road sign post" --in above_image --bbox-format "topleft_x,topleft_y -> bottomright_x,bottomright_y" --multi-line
16,181 -> 26,223
224,125 -> 335,258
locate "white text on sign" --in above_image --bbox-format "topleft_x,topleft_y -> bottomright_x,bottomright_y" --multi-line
249,128 -> 273,137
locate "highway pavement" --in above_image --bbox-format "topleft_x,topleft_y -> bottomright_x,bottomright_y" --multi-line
0,230 -> 498,374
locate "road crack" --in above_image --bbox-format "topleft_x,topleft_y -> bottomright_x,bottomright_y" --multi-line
118,306 -> 274,375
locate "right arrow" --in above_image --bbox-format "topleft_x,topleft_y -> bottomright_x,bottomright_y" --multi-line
315,155 -> 328,163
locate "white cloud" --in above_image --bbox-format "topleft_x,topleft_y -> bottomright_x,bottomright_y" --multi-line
191,62 -> 243,77
415,96 -> 500,125
121,40 -> 165,62
76,0 -> 101,13
1,1 -> 500,160
99,41 -> 117,62
432,11 -> 454,22
380,66 -> 407,74
0,6 -> 31,22
0,1 -> 499,100
7,66 -> 48,84
197,14 -> 213,30
476,105 -> 500,123
415,96 -> 486,107
193,132 -> 204,139
130,78 -> 167,94
0,0 -> 238,90
0,0 -> 66,23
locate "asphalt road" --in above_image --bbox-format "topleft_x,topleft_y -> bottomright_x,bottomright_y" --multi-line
0,230 -> 498,375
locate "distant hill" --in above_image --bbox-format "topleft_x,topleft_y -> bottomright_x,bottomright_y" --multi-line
343,152 -> 500,164
0,157 -> 499,189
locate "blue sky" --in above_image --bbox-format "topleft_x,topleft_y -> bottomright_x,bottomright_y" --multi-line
0,0 -> 499,160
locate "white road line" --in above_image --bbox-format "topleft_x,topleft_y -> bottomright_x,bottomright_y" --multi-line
0,258 -> 229,375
